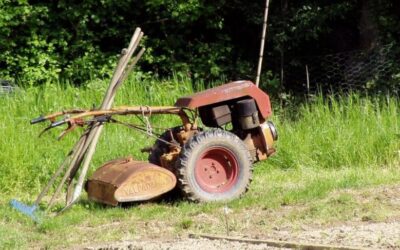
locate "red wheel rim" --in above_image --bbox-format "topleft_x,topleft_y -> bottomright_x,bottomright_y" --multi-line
194,147 -> 239,193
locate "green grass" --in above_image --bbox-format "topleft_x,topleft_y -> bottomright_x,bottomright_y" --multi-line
271,94 -> 399,169
0,75 -> 399,248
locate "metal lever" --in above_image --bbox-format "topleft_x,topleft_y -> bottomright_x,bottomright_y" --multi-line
51,120 -> 66,128
30,116 -> 46,124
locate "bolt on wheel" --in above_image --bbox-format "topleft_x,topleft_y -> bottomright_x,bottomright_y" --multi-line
195,147 -> 239,193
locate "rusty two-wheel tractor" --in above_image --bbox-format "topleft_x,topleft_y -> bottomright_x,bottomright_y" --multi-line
143,81 -> 278,203
55,80 -> 280,205
83,81 -> 277,205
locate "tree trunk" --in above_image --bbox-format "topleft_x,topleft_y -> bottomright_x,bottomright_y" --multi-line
358,0 -> 379,50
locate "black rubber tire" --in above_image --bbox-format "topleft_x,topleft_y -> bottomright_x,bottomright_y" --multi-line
175,128 -> 253,202
148,126 -> 183,166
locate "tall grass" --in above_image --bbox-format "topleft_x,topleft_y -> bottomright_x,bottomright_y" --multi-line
0,75 -> 399,197
270,94 -> 399,170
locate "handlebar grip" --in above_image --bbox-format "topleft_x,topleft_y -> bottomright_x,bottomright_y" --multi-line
30,116 -> 46,124
51,120 -> 66,128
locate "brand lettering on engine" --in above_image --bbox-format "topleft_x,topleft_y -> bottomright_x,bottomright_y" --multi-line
119,172 -> 170,198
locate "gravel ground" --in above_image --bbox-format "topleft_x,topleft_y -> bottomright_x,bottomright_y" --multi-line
274,221 -> 400,249
84,221 -> 400,250
82,185 -> 400,250
84,238 -> 286,250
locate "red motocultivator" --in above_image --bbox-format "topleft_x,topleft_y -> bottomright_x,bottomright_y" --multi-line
10,28 -> 277,220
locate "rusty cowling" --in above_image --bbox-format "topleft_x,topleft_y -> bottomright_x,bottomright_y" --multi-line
174,81 -> 272,121
86,157 -> 177,206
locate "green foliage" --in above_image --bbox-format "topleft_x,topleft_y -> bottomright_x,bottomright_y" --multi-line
0,0 -> 115,85
0,0 -> 399,90
0,1 -> 58,84
270,1 -> 356,52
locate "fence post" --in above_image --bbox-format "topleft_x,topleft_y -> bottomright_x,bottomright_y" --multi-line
256,0 -> 271,87
306,64 -> 310,95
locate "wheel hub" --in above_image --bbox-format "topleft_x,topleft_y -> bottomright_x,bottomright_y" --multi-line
195,147 -> 239,193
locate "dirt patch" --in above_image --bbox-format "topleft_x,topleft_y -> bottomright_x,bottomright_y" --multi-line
266,221 -> 400,249
245,185 -> 400,249
84,238 -> 286,250
82,185 -> 400,249
83,221 -> 400,250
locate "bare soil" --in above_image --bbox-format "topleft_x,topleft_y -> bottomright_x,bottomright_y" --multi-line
82,185 -> 400,250
84,238 -> 286,250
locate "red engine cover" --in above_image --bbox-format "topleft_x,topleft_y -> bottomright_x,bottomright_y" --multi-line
174,81 -> 272,120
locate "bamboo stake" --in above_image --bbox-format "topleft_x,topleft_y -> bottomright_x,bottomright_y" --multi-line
33,136 -> 85,206
306,64 -> 310,95
255,0 -> 271,87
63,39 -> 142,203
28,27 -> 145,213
67,29 -> 144,205
118,47 -> 146,89
47,125 -> 101,207
47,130 -> 93,209
101,30 -> 143,109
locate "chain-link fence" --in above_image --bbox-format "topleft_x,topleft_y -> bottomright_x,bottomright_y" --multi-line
0,79 -> 17,95
279,44 -> 398,94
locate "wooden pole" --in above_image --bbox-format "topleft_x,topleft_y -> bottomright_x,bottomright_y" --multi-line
48,131 -> 93,209
67,29 -> 144,205
33,136 -> 85,206
190,234 -> 368,250
64,48 -> 146,204
256,0 -> 271,87
29,27 -> 145,213
306,64 -> 310,95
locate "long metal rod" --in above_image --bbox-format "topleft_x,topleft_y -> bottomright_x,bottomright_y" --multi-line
62,106 -> 182,121
255,0 -> 271,87
36,105 -> 179,125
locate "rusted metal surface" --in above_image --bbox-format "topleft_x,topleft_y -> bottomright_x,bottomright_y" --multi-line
86,157 -> 176,206
242,121 -> 278,162
160,149 -> 180,171
34,105 -> 194,139
242,131 -> 268,162
176,128 -> 199,145
175,81 -> 272,120
65,106 -> 184,119
259,122 -> 276,154
156,128 -> 200,171
31,106 -> 184,125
